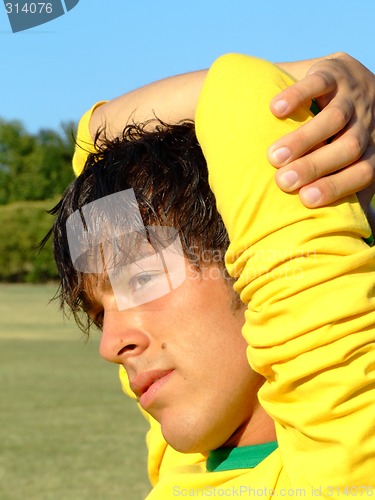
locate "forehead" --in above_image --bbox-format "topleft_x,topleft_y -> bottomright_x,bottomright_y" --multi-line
67,191 -> 142,272
67,195 -> 179,274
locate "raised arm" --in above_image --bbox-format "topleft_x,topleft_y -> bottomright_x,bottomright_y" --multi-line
87,56 -> 329,141
195,52 -> 375,494
75,52 -> 375,220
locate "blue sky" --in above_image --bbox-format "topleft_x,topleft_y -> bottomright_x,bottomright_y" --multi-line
2,0 -> 375,133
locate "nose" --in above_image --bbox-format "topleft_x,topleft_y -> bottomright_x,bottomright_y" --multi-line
99,308 -> 150,364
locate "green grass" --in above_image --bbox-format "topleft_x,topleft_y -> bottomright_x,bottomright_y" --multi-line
0,284 -> 150,500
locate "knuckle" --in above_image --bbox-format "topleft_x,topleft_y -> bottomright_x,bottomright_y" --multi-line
321,175 -> 340,202
292,127 -> 307,146
359,160 -> 375,185
310,69 -> 333,87
288,85 -> 309,105
343,134 -> 365,160
326,104 -> 351,130
334,51 -> 348,59
301,155 -> 319,181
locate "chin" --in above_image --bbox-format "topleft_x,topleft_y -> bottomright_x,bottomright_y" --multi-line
162,428 -> 201,453
161,422 -> 227,455
167,437 -> 208,454
159,409 -> 233,454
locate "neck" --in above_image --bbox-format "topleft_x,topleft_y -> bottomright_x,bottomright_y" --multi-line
223,402 -> 276,448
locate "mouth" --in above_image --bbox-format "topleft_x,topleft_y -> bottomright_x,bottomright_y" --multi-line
130,369 -> 174,409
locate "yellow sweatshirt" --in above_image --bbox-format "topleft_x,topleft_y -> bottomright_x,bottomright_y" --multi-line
72,54 -> 375,499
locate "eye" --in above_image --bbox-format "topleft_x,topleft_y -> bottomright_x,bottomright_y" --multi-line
130,272 -> 158,292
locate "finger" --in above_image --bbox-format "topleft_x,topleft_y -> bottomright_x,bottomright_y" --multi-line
270,71 -> 336,117
297,148 -> 375,208
269,98 -> 355,167
274,121 -> 370,192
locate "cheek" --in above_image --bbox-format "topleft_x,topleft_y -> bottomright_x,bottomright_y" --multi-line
158,359 -> 258,453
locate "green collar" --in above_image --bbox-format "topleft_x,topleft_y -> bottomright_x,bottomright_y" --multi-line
363,234 -> 375,247
207,441 -> 278,472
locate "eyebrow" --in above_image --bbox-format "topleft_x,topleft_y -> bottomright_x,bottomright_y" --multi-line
97,234 -> 160,272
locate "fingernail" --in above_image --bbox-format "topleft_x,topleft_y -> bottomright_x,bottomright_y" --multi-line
278,170 -> 299,189
273,99 -> 289,114
272,146 -> 291,164
302,187 -> 321,205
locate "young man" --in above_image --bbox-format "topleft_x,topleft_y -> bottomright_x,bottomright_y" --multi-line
49,53 -> 375,498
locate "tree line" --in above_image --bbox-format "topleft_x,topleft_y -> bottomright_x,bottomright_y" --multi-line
0,118 -> 75,204
0,118 -> 76,282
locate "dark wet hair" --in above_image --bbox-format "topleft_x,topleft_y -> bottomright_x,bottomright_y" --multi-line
43,119 -> 238,333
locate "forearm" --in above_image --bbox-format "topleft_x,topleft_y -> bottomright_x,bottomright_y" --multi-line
83,51 -> 375,221
89,70 -> 207,141
89,53 -> 340,142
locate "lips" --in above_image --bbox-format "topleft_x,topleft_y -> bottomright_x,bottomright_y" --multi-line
130,369 -> 174,409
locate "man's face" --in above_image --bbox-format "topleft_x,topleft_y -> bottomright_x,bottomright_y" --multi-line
91,261 -> 263,454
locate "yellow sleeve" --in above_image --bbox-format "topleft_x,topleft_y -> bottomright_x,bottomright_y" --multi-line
72,101 -> 107,176
196,54 -> 375,491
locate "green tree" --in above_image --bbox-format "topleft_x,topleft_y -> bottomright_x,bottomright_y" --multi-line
0,117 -> 77,282
0,199 -> 59,282
0,118 -> 76,204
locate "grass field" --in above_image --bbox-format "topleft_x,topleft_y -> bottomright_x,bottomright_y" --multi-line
0,284 -> 150,500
